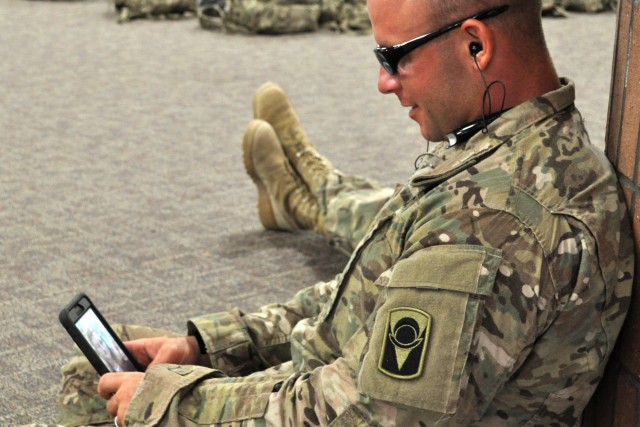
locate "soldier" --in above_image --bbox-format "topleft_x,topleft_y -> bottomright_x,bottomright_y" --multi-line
558,0 -> 617,12
541,0 -> 617,17
109,0 -> 369,32
112,0 -> 197,23
30,0 -> 634,426
196,0 -> 370,34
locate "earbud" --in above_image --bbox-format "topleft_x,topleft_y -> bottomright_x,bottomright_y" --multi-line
469,42 -> 483,57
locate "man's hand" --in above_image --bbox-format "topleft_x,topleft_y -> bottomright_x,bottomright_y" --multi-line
96,336 -> 210,425
98,372 -> 144,426
126,336 -> 210,368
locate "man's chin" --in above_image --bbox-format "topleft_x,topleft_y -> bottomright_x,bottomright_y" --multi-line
419,125 -> 444,142
417,122 -> 429,140
413,116 -> 445,141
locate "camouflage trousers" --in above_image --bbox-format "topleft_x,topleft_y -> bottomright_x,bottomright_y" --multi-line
113,0 -> 196,22
204,0 -> 370,34
543,0 -> 617,12
111,0 -> 369,32
317,173 -> 394,255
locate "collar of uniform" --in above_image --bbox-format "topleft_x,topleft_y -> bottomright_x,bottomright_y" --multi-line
410,78 -> 576,188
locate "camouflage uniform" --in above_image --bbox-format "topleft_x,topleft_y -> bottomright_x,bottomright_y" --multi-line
112,0 -> 196,23
109,0 -> 369,31
542,0 -> 617,14
43,79 -> 633,426
199,0 -> 370,34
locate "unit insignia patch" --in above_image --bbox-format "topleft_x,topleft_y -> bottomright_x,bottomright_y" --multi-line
378,307 -> 431,379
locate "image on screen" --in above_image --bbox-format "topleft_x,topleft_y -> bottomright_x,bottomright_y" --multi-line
75,308 -> 137,372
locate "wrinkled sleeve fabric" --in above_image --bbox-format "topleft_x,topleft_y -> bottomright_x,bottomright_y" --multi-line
186,277 -> 338,376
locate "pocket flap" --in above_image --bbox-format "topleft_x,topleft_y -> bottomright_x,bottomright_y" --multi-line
387,245 -> 502,296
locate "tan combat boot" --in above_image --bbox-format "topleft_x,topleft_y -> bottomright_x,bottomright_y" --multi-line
242,119 -> 322,231
252,82 -> 339,195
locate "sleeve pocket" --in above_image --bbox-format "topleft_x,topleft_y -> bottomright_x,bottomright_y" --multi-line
357,245 -> 502,415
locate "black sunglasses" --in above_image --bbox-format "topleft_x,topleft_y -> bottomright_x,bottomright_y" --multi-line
374,5 -> 509,75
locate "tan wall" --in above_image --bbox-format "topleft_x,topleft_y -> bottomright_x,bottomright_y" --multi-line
583,0 -> 640,425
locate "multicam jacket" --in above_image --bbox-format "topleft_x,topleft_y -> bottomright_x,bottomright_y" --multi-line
124,80 -> 634,426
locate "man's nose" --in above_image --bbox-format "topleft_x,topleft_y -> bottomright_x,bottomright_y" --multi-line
377,67 -> 401,94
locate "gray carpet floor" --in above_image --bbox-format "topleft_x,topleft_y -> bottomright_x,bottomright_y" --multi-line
0,1 -> 617,423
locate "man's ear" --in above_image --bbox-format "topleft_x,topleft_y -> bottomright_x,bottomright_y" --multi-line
461,19 -> 494,70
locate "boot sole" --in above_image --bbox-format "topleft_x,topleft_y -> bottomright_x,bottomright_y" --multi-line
242,121 -> 280,230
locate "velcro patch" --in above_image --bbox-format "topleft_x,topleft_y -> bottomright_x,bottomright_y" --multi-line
378,307 -> 431,379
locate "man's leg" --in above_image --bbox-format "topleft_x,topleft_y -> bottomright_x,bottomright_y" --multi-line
57,325 -> 179,427
247,83 -> 394,254
319,0 -> 371,33
243,119 -> 323,232
558,0 -> 616,12
199,0 -> 321,33
113,0 -> 196,23
541,0 -> 568,16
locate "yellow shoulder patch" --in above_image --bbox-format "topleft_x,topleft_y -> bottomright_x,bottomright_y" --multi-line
378,307 -> 431,379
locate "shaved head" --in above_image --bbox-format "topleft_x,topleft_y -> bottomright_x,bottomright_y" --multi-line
427,0 -> 547,51
428,0 -> 542,23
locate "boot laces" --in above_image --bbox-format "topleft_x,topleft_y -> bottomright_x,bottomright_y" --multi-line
277,160 -> 321,229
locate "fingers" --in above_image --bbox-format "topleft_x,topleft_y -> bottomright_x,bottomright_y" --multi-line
98,372 -> 123,400
123,336 -> 200,369
98,372 -> 145,423
148,337 -> 194,367
106,393 -> 119,418
124,339 -> 156,367
98,373 -> 124,418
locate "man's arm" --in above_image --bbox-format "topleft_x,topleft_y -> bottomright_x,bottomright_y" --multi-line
187,277 -> 338,376
118,242 -> 541,426
98,277 -> 342,424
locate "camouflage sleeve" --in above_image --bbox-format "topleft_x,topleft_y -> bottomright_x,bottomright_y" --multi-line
122,238 -> 536,426
123,358 -> 359,426
186,277 -> 338,376
123,316 -> 368,426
